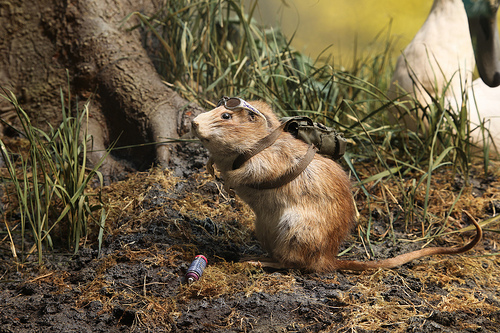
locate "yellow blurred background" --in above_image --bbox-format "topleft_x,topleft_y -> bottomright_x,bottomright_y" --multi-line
249,0 -> 434,64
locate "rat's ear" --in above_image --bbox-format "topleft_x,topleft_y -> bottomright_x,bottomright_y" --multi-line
247,110 -> 270,127
247,100 -> 281,128
247,110 -> 258,121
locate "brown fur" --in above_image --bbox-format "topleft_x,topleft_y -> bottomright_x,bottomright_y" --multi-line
191,100 -> 482,272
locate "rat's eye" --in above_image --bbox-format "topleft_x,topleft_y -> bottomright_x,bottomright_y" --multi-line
221,112 -> 232,120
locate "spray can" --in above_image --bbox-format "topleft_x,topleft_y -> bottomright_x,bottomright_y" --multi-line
185,255 -> 208,283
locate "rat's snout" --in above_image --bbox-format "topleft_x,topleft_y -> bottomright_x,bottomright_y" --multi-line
191,119 -> 199,132
191,116 -> 202,137
191,113 -> 213,142
191,116 -> 204,140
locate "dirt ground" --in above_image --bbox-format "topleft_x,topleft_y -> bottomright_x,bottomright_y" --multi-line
1,143 -> 500,332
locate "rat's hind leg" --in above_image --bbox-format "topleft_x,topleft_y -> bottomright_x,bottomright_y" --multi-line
239,255 -> 290,270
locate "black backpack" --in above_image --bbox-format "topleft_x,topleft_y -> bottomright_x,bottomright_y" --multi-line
281,116 -> 347,160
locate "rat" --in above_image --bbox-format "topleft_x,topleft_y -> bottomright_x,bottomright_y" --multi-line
191,98 -> 482,272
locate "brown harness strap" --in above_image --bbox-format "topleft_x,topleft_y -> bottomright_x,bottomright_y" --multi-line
232,122 -> 287,170
230,121 -> 317,189
245,144 -> 317,190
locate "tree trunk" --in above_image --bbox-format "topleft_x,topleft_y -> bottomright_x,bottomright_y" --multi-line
0,0 -> 203,173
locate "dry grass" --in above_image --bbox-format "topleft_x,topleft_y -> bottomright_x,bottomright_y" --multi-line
353,159 -> 500,243
317,255 -> 500,332
2,157 -> 498,331
177,261 -> 295,301
73,161 -> 499,331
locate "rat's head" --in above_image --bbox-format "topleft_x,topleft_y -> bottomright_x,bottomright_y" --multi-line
192,97 -> 280,156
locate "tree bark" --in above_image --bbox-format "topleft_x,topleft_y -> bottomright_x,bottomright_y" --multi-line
0,0 -> 202,173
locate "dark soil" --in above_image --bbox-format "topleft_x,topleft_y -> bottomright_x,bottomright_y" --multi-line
1,143 -> 499,332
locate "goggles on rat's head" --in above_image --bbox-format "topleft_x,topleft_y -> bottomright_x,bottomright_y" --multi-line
217,97 -> 266,121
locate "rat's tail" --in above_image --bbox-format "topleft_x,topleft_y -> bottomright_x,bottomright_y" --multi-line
333,215 -> 482,271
